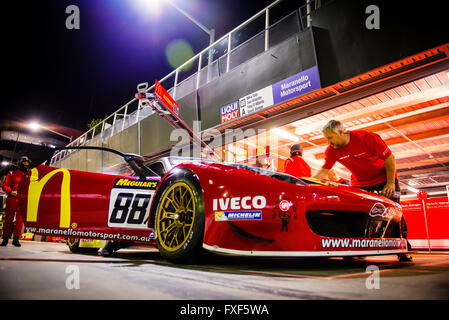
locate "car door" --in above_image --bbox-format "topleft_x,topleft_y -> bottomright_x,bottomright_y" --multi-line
17,164 -> 159,243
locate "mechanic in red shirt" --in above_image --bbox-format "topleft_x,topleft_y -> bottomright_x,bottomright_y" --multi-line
1,156 -> 31,247
284,144 -> 311,178
313,120 -> 412,261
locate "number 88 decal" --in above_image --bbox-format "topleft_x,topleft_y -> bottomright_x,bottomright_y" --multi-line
108,190 -> 154,229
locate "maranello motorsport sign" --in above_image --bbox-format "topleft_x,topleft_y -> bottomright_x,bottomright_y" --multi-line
220,66 -> 320,123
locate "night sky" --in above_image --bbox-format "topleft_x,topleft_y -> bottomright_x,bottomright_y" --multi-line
2,0 -> 305,132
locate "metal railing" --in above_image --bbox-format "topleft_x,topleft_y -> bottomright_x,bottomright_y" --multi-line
51,0 -> 323,166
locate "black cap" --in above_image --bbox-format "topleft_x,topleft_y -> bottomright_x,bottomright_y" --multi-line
19,156 -> 31,163
290,144 -> 303,157
290,144 -> 303,152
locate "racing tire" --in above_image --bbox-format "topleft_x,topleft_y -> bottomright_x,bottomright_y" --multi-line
66,238 -> 99,253
154,174 -> 205,264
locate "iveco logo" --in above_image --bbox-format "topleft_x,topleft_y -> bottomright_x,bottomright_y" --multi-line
369,203 -> 386,217
212,196 -> 266,211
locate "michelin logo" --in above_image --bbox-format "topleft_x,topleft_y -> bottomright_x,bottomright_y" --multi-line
215,211 -> 262,221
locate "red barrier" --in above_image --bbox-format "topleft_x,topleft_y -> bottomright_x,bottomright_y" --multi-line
402,196 -> 449,249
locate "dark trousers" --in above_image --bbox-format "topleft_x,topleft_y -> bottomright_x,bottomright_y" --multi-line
357,178 -> 401,204
2,196 -> 23,238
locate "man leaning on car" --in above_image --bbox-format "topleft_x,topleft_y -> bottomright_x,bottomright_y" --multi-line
313,120 -> 412,262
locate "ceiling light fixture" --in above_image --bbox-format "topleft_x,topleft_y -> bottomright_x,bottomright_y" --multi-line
271,128 -> 298,142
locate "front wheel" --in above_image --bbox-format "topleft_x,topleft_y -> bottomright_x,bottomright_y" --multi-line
155,176 -> 204,263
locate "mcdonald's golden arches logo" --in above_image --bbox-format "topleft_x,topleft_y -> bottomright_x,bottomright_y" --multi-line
27,168 -> 71,228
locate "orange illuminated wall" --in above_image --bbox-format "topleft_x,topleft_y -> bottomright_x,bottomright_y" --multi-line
402,197 -> 449,249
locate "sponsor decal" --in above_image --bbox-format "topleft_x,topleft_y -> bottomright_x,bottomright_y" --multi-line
215,210 -> 262,221
219,66 -> 321,123
113,178 -> 158,189
321,238 -> 405,249
25,226 -> 155,242
212,196 -> 266,211
369,203 -> 386,217
272,66 -> 321,104
220,101 -> 239,123
279,200 -> 291,212
108,180 -> 158,229
369,203 -> 402,219
213,196 -> 266,222
27,168 -> 71,228
273,198 -> 296,232
239,86 -> 273,118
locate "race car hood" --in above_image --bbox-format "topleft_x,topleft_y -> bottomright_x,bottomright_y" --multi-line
180,161 -> 398,207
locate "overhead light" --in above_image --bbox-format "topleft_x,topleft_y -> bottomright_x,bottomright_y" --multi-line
1,161 -> 9,166
271,128 -> 298,141
28,121 -> 41,131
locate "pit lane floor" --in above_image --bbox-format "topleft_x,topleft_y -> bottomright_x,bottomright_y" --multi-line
1,241 -> 449,300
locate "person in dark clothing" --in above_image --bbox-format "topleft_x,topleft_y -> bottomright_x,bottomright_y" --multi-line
1,156 -> 31,247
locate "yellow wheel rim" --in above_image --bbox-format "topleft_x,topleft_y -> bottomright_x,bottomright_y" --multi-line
67,238 -> 78,247
157,182 -> 196,252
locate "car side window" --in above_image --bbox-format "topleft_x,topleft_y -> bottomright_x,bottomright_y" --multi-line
147,162 -> 166,177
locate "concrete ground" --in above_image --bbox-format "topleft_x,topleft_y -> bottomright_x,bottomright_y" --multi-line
1,241 -> 448,300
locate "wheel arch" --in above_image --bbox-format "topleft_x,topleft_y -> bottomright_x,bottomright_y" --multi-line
148,167 -> 204,229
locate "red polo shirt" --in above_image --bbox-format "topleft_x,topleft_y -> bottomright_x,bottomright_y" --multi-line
322,130 -> 394,187
2,169 -> 25,195
284,155 -> 311,178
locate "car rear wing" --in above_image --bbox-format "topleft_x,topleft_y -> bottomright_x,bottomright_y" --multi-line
135,81 -> 218,161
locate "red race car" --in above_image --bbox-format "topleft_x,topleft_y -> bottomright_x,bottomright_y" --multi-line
17,148 -> 408,263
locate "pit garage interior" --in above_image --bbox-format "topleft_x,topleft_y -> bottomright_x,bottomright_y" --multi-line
2,0 -> 449,301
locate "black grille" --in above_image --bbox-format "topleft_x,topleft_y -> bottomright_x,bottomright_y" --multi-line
306,210 -> 401,238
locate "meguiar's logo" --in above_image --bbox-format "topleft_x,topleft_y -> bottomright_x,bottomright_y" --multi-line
113,178 -> 158,189
27,168 -> 71,228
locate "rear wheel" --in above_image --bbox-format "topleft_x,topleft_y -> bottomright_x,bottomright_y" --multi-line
155,176 -> 204,263
66,238 -> 99,253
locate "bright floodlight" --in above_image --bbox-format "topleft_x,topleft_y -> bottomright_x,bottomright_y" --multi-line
28,122 -> 41,131
1,161 -> 9,166
134,0 -> 162,15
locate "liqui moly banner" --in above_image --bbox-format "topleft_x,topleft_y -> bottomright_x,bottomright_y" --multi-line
219,66 -> 320,124
220,101 -> 239,123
